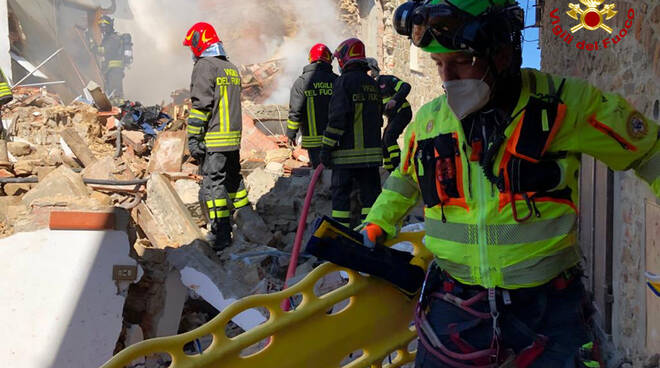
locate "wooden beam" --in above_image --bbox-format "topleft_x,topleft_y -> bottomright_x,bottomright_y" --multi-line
60,127 -> 97,167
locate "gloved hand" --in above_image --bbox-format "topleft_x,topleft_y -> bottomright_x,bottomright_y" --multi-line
360,223 -> 386,249
286,132 -> 297,148
385,99 -> 398,112
320,149 -> 333,168
189,140 -> 206,161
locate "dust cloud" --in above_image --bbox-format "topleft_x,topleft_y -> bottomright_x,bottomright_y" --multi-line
116,0 -> 347,105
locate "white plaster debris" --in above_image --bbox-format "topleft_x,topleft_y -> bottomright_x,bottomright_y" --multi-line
0,229 -> 142,368
179,266 -> 266,331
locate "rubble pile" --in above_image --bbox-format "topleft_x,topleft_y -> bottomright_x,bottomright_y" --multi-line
0,83 -> 326,366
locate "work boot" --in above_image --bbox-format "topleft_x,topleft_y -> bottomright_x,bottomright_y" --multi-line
209,219 -> 232,255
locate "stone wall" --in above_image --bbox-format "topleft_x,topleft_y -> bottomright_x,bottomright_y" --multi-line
350,0 -> 444,111
539,1 -> 659,366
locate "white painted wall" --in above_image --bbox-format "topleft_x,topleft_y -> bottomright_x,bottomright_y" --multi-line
0,229 -> 142,368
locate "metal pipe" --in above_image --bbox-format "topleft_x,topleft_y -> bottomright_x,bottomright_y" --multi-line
16,81 -> 67,88
0,177 -> 149,185
12,48 -> 64,88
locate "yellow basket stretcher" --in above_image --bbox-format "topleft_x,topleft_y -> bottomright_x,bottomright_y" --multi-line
102,232 -> 432,368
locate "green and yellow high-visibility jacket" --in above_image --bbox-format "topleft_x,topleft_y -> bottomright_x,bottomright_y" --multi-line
366,68 -> 659,289
0,68 -> 12,107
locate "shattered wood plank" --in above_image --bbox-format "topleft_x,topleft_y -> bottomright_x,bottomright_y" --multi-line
147,131 -> 186,174
132,202 -> 172,249
145,173 -> 203,247
60,128 -> 97,167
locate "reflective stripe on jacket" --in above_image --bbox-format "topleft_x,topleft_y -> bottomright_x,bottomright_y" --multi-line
0,68 -> 12,106
322,65 -> 384,168
287,62 -> 338,149
188,56 -> 243,152
366,68 -> 659,289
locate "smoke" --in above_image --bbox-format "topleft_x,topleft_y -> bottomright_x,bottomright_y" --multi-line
116,0 -> 346,105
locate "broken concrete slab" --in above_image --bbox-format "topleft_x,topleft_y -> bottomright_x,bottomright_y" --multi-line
7,141 -> 32,156
233,206 -> 274,245
173,179 -> 204,225
22,166 -> 91,208
4,183 -> 33,196
167,245 -> 267,331
246,167 -> 278,204
12,159 -> 37,176
132,202 -> 172,249
145,173 -> 204,247
82,157 -> 137,192
0,229 -> 142,368
147,131 -> 186,174
86,81 -> 113,112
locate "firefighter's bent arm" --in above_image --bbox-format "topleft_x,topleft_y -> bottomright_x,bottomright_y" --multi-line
365,122 -> 421,238
188,59 -> 216,156
552,76 -> 659,197
287,77 -> 305,139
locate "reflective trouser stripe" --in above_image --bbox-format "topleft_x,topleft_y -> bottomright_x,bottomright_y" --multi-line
360,207 -> 371,219
287,120 -> 300,130
307,97 -> 317,136
637,152 -> 660,184
353,102 -> 364,149
230,189 -> 249,209
434,245 -> 581,287
425,213 -> 577,245
383,174 -> 418,198
207,198 -> 230,220
108,60 -> 123,68
332,210 -> 351,226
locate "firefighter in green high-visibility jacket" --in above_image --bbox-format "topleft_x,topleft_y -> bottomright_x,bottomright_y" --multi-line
360,0 -> 660,366
0,68 -> 12,108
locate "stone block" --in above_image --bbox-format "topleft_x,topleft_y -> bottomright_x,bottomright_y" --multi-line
145,173 -> 203,247
147,131 -> 186,174
35,166 -> 56,181
7,142 -> 32,156
13,160 -> 37,176
22,165 -> 90,207
4,183 -> 33,196
233,206 -> 274,245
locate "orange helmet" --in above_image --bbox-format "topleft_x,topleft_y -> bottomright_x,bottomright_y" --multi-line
309,43 -> 333,64
183,22 -> 221,57
333,38 -> 366,70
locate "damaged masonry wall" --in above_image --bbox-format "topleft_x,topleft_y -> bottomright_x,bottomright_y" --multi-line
540,1 -> 660,366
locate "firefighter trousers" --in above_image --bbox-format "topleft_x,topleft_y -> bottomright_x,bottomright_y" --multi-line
308,148 -> 322,169
415,266 -> 597,368
383,107 -> 412,172
330,167 -> 381,228
104,67 -> 125,99
200,150 -> 249,247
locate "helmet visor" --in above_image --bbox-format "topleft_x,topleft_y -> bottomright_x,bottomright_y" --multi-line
410,4 -> 472,49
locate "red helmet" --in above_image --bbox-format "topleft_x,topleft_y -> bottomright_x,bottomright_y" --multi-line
309,43 -> 332,64
333,38 -> 366,69
183,22 -> 221,57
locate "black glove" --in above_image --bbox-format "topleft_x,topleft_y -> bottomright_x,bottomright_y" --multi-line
189,139 -> 206,161
286,131 -> 297,147
320,149 -> 333,168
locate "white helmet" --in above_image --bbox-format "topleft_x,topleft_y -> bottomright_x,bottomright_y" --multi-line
365,57 -> 380,78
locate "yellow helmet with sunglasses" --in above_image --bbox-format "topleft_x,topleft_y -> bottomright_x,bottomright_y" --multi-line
393,0 -> 523,55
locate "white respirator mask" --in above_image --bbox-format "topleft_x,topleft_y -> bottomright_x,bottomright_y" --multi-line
442,69 -> 491,120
